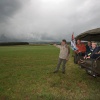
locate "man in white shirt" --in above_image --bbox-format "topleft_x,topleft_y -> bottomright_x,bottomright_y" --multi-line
53,39 -> 70,74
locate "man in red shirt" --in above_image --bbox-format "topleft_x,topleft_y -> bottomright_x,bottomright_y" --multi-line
75,40 -> 86,54
74,40 -> 86,63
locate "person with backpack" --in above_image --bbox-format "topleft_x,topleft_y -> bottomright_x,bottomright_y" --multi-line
53,39 -> 70,74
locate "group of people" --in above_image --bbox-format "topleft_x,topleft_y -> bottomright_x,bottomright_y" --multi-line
75,40 -> 100,60
53,39 -> 100,74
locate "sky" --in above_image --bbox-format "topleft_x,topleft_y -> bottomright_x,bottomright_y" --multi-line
0,0 -> 100,42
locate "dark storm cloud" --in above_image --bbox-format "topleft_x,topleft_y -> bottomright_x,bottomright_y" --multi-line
0,0 -> 28,42
0,0 -> 23,23
0,0 -> 100,42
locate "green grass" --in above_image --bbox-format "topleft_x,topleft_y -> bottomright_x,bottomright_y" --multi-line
0,45 -> 100,100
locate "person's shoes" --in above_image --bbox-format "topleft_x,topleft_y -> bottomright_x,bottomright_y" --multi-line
62,71 -> 65,74
53,70 -> 58,73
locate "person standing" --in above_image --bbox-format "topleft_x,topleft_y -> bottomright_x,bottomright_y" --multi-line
53,39 -> 70,74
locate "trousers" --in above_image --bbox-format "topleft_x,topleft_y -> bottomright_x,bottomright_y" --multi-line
55,58 -> 67,72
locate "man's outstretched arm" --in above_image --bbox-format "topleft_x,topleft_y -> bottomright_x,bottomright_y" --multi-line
53,44 -> 61,48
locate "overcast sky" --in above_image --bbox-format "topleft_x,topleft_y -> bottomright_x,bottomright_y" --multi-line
0,0 -> 100,42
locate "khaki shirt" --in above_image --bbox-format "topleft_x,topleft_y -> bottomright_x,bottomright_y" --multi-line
55,44 -> 70,59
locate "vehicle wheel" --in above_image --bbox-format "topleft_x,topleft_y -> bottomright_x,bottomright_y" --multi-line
86,69 -> 97,78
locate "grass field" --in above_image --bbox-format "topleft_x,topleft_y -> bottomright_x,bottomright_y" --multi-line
0,45 -> 100,100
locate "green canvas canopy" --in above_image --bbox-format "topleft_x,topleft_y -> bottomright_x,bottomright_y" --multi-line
75,28 -> 100,41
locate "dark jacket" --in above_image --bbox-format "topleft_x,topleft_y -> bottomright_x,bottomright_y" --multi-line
85,45 -> 92,55
90,47 -> 100,59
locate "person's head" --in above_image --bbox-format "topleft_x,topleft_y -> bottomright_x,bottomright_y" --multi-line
61,39 -> 67,45
77,39 -> 81,44
87,41 -> 91,46
92,42 -> 97,49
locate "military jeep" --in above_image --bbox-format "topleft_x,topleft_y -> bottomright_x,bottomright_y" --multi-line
75,28 -> 100,77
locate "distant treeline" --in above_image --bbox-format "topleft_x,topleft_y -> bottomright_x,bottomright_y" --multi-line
0,42 -> 29,46
0,42 -> 71,46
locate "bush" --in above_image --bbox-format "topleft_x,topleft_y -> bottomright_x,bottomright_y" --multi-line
0,42 -> 29,46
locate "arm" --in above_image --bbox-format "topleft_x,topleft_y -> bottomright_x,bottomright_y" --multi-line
74,45 -> 79,53
86,48 -> 99,59
76,44 -> 86,53
66,45 -> 70,60
53,44 -> 61,48
68,45 -> 70,55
